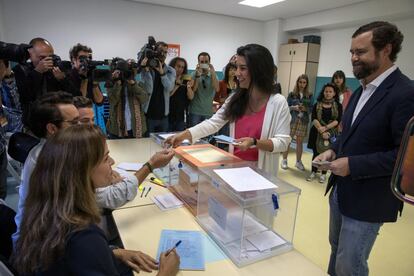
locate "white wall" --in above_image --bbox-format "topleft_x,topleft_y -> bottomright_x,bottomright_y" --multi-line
282,0 -> 414,79
289,17 -> 414,79
0,0 -> 5,41
1,0 -> 265,69
263,19 -> 288,65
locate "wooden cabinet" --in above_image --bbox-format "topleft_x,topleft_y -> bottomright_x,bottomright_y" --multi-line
277,43 -> 320,97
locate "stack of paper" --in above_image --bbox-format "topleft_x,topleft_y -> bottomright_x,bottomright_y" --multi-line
157,230 -> 205,270
153,193 -> 183,211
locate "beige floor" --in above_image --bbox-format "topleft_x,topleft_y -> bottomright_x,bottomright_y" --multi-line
278,149 -> 414,276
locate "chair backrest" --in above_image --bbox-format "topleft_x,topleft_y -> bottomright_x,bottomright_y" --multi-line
7,132 -> 40,163
391,116 -> 414,205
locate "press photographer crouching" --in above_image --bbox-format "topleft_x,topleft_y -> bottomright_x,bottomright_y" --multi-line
107,58 -> 148,138
139,38 -> 175,134
68,43 -> 104,105
13,38 -> 77,127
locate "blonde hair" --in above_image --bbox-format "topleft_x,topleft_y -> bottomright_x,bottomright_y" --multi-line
293,74 -> 310,97
13,124 -> 106,273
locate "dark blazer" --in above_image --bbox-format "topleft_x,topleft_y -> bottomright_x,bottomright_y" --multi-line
326,68 -> 414,223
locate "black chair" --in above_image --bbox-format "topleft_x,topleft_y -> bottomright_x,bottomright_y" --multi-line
7,132 -> 40,164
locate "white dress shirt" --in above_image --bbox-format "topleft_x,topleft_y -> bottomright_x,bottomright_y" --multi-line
352,65 -> 397,125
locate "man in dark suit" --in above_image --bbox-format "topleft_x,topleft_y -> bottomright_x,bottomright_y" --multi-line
314,21 -> 414,276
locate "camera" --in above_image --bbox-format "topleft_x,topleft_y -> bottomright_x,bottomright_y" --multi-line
111,57 -> 137,81
137,36 -> 164,71
49,54 -> 72,72
0,41 -> 31,64
78,55 -> 108,71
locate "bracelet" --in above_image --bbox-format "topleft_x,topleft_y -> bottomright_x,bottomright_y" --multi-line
144,161 -> 153,173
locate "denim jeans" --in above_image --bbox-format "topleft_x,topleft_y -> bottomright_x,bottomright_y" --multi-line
328,186 -> 382,276
188,113 -> 210,128
146,117 -> 169,136
168,120 -> 186,132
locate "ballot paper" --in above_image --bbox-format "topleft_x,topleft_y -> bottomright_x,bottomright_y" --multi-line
246,230 -> 286,252
214,167 -> 277,192
213,135 -> 239,145
153,193 -> 183,211
116,162 -> 143,171
158,133 -> 191,144
157,230 -> 205,270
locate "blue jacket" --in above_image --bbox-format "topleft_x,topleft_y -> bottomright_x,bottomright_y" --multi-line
326,68 -> 414,222
141,65 -> 176,116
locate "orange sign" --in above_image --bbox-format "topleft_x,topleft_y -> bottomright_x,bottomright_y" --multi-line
168,44 -> 180,58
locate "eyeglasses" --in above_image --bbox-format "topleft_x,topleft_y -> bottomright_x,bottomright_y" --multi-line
59,118 -> 80,125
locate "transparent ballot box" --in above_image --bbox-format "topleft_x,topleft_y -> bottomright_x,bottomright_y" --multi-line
196,164 -> 301,267
167,144 -> 244,216
149,132 -> 207,183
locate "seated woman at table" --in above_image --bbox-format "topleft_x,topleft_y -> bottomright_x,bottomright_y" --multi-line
13,124 -> 179,276
165,44 -> 291,177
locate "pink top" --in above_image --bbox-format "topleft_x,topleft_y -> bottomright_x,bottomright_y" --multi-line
234,105 -> 266,161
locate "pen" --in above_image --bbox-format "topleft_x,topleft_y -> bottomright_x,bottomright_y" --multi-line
140,187 -> 146,198
144,187 -> 152,197
150,180 -> 167,188
166,240 -> 182,256
150,177 -> 164,186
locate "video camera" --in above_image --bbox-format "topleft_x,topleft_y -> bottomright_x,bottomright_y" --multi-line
110,57 -> 138,81
0,41 -> 31,64
137,36 -> 164,71
78,55 -> 108,72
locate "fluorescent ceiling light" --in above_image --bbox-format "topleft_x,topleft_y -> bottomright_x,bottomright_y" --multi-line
238,0 -> 286,8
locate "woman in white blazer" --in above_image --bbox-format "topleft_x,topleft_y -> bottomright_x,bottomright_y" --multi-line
166,44 -> 291,177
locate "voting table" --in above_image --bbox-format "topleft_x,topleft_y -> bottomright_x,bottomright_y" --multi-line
108,138 -> 326,275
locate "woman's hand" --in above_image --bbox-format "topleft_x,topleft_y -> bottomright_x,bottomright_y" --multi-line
164,130 -> 192,148
233,137 -> 254,151
113,249 -> 158,273
322,132 -> 331,140
318,126 -> 327,133
157,249 -> 180,276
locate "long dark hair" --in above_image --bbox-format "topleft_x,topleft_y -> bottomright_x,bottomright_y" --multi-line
223,62 -> 237,84
169,57 -> 188,76
224,44 -> 275,122
317,83 -> 340,103
331,70 -> 347,94
13,125 -> 105,274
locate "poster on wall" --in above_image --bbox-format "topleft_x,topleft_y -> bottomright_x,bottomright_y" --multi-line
168,44 -> 180,58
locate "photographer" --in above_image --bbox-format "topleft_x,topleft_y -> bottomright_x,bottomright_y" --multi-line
13,38 -> 79,127
107,58 -> 148,138
188,52 -> 219,127
140,41 -> 175,134
168,57 -> 194,131
67,43 -> 104,105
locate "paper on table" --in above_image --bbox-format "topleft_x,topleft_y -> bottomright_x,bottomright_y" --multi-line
153,193 -> 183,211
116,162 -> 143,171
158,133 -> 190,144
214,167 -> 277,192
157,230 -> 205,270
246,230 -> 286,252
183,147 -> 233,163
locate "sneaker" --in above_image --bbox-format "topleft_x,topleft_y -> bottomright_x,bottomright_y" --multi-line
319,175 -> 326,183
295,161 -> 305,171
306,172 -> 316,181
281,159 -> 288,170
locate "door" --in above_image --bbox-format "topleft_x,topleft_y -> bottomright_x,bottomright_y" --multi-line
277,61 -> 292,97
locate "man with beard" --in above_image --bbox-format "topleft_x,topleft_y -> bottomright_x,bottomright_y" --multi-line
314,21 -> 414,276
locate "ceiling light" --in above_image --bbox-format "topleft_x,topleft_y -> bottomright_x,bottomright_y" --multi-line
238,0 -> 286,8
